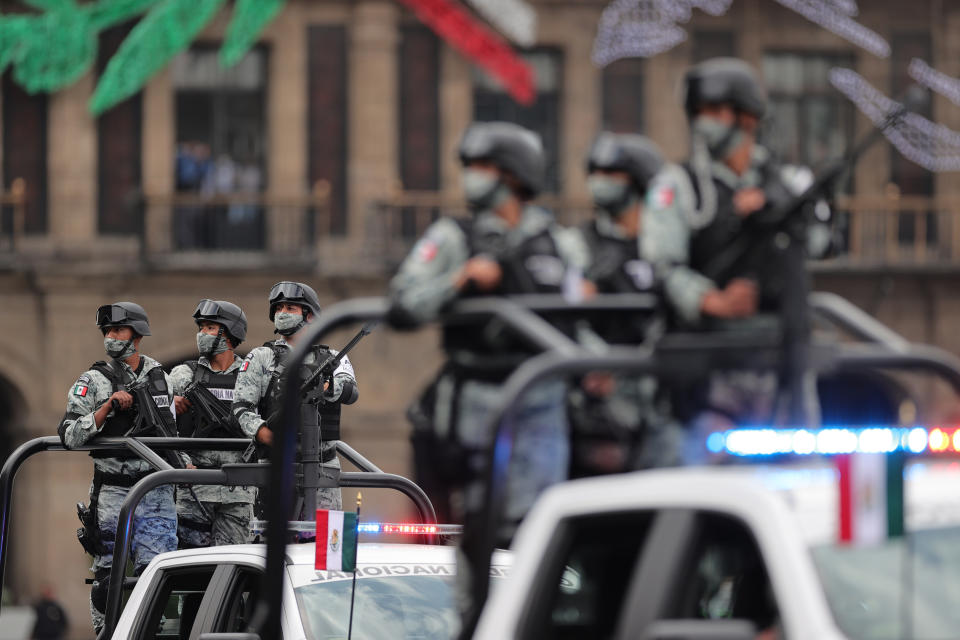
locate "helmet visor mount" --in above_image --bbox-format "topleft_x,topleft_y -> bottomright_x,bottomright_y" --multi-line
193,298 -> 225,319
269,282 -> 309,307
96,304 -> 132,327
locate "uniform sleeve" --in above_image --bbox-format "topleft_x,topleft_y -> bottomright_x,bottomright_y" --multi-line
159,370 -> 191,466
231,348 -> 271,438
641,166 -> 717,325
388,218 -> 470,326
324,352 -> 357,403
59,370 -> 109,449
167,363 -> 193,396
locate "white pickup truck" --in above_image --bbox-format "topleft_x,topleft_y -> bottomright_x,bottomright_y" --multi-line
110,542 -> 511,639
474,461 -> 960,640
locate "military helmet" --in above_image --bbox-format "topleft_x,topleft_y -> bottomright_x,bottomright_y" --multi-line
96,302 -> 151,336
268,281 -> 321,321
458,122 -> 546,197
587,133 -> 664,195
193,299 -> 248,346
683,57 -> 767,119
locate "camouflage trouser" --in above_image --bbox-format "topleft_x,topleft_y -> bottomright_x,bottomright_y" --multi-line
176,494 -> 254,548
90,483 -> 176,632
457,379 -> 569,532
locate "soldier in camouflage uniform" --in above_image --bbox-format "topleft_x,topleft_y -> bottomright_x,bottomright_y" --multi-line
232,281 -> 358,512
57,302 -> 177,634
568,132 -> 683,475
169,299 -> 254,547
389,122 -> 587,552
641,58 -> 818,457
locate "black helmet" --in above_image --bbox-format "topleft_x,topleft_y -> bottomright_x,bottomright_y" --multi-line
683,57 -> 767,119
587,133 -> 664,194
96,302 -> 151,337
458,122 -> 545,197
268,281 -> 321,320
193,299 -> 248,346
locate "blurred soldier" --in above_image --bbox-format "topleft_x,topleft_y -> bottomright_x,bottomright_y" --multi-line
568,132 -> 683,475
169,299 -> 253,547
58,302 -> 177,634
388,122 -> 586,615
642,57 -> 817,447
232,282 -> 358,512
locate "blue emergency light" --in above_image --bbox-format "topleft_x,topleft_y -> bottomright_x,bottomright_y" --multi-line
709,426 -> 956,457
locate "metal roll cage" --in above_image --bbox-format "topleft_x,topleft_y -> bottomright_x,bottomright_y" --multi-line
0,434 -> 436,638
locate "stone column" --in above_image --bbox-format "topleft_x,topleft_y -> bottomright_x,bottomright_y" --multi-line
440,46 -> 473,198
48,73 -> 97,251
347,1 -> 399,248
142,68 -> 175,253
265,2 -> 308,253
557,5 -> 600,201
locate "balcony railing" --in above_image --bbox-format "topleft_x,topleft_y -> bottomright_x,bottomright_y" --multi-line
139,186 -> 333,269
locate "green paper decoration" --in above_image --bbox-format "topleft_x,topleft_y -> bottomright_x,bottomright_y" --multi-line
0,0 -> 287,115
220,0 -> 285,67
90,0 -> 227,114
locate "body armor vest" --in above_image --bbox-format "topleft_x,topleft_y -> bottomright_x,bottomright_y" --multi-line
442,217 -> 566,379
682,164 -> 786,312
89,361 -> 172,459
259,342 -> 342,441
177,361 -> 241,438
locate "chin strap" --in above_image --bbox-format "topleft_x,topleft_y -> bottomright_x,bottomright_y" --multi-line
203,326 -> 225,358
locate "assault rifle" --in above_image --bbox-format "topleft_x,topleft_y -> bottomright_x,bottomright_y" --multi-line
182,381 -> 244,438
300,321 -> 377,405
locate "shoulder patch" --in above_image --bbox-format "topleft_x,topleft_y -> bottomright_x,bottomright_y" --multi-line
77,373 -> 92,385
73,383 -> 89,397
654,184 -> 675,208
416,239 -> 438,263
240,360 -> 250,372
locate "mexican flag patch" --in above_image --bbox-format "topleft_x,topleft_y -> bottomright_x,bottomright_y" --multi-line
73,384 -> 88,397
315,509 -> 358,571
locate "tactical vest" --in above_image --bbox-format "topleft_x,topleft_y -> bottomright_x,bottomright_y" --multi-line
90,361 -> 173,459
177,361 -> 241,438
682,164 -> 784,311
259,342 -> 342,441
442,217 -> 567,378
580,220 -> 655,294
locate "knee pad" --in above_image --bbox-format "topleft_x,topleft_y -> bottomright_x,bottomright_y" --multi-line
91,568 -> 111,614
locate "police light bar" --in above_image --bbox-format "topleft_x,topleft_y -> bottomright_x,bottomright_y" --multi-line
708,426 -> 956,457
249,520 -> 463,536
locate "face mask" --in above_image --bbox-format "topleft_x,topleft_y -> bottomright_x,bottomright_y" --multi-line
197,332 -> 228,357
692,115 -> 746,160
104,337 -> 136,360
274,311 -> 303,336
462,168 -> 508,210
588,174 -> 633,214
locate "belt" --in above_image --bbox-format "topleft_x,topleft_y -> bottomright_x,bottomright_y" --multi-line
94,468 -> 152,488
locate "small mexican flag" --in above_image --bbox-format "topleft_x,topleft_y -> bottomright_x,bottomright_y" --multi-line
837,452 -> 905,546
315,509 -> 358,571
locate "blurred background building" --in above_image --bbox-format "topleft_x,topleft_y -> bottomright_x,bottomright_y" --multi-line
2,0 -> 960,634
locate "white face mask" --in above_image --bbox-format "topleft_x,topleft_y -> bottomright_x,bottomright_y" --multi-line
462,168 -> 508,210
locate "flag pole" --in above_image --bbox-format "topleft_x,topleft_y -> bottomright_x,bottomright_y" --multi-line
347,491 -> 362,640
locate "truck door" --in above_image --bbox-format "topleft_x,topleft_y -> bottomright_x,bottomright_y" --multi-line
128,564 -> 222,640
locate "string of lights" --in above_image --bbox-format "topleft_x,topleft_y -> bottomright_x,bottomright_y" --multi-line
770,0 -> 889,58
909,58 -> 960,109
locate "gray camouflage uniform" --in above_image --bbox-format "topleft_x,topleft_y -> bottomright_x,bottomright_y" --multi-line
169,355 -> 254,547
390,206 -> 586,532
61,355 -> 177,631
232,338 -> 356,511
641,155 -> 787,460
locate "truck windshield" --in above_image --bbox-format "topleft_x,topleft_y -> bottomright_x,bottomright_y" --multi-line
291,564 -> 508,639
812,526 -> 960,640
